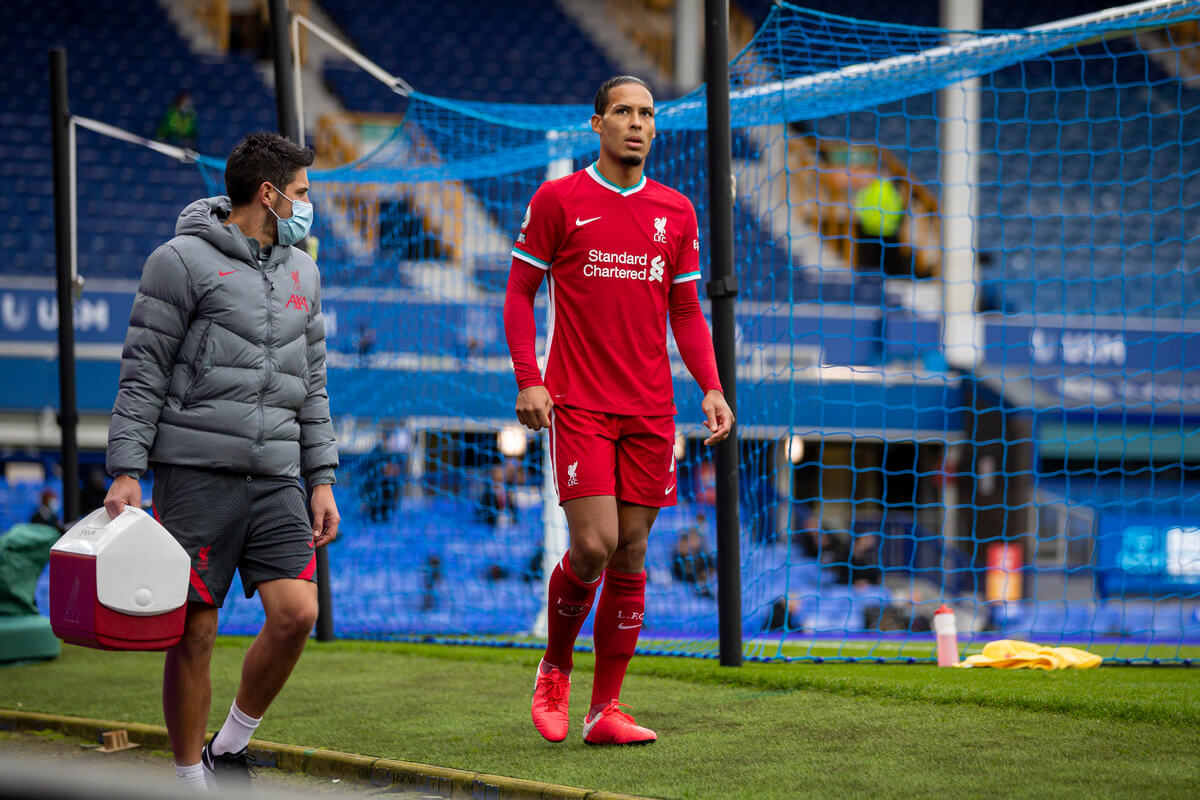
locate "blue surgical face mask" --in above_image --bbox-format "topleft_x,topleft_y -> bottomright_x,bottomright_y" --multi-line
268,183 -> 314,246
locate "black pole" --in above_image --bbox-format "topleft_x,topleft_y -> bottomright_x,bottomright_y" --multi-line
268,0 -> 334,642
50,48 -> 80,525
703,0 -> 742,667
269,0 -> 301,146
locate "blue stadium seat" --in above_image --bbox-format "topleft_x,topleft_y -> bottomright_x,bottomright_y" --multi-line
314,4 -> 800,293
809,33 -> 1200,318
0,0 -> 281,280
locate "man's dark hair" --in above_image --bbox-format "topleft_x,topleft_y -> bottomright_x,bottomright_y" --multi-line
224,132 -> 314,206
593,75 -> 652,116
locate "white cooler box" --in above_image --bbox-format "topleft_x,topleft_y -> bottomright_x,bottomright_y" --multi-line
50,506 -> 190,651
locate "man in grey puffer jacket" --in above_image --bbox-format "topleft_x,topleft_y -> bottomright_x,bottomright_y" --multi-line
103,132 -> 339,790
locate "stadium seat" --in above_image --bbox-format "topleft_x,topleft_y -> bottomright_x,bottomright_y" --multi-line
0,0 -> 279,280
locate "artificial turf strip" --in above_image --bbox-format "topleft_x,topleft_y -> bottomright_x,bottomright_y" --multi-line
2,639 -> 1197,799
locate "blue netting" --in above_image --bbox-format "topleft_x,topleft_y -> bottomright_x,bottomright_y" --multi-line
180,2 -> 1200,661
289,3 -> 1198,182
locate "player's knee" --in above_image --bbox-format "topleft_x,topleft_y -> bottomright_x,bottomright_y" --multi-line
267,601 -> 319,643
571,538 -> 616,575
611,538 -> 648,571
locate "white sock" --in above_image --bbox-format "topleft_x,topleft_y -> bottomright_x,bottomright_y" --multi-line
176,762 -> 206,789
210,701 -> 261,755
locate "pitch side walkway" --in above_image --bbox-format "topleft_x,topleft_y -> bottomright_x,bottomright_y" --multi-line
0,710 -> 648,800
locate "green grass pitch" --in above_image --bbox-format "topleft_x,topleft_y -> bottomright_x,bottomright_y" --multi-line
3,638 -> 1197,798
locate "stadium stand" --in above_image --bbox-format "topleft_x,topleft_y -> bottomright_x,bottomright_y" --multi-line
809,43 -> 1200,317
736,0 -> 1200,315
4,1 -> 1198,653
0,0 -> 276,280
5,0 -> 1190,303
319,0 -> 618,106
0,480 -> 58,534
737,0 -> 1139,28
1039,475 -> 1200,518
316,0 -> 801,299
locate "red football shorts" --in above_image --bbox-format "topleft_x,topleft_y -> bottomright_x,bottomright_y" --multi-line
548,405 -> 677,507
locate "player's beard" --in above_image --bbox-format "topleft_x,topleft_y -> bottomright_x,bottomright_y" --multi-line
620,153 -> 644,167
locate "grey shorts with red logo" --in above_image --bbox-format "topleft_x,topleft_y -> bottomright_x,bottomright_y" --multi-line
151,463 -> 316,607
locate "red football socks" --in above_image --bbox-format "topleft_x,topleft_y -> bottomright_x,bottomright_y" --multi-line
542,550 -> 598,674
590,568 -> 646,712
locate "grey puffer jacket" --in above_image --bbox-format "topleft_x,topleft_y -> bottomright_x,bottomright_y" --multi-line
106,196 -> 337,485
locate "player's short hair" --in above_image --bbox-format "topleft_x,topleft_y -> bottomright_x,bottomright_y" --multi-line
225,132 -> 314,206
593,75 -> 653,116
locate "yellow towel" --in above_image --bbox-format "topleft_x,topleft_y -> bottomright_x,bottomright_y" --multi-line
955,639 -> 1102,670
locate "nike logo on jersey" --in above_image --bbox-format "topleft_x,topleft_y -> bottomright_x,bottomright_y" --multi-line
575,216 -> 602,227
218,270 -> 236,276
665,484 -> 676,495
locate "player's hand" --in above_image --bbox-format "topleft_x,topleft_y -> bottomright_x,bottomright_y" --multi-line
311,484 -> 340,548
515,385 -> 554,431
701,389 -> 734,445
103,475 -> 142,519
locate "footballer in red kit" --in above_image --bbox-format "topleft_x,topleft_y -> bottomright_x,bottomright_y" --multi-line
512,162 -> 704,417
504,76 -> 733,746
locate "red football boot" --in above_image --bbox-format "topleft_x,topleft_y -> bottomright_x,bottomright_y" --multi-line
582,700 -> 656,746
531,660 -> 571,742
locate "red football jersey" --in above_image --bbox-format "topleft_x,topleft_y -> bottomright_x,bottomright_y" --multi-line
511,163 -> 703,416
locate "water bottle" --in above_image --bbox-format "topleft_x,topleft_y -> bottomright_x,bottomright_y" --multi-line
933,604 -> 959,667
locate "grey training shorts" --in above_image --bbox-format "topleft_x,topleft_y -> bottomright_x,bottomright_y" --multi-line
151,463 -> 316,607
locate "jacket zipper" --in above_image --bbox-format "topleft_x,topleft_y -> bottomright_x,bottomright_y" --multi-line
257,266 -> 275,471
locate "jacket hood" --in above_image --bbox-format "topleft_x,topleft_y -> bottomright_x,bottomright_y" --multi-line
176,196 -> 288,267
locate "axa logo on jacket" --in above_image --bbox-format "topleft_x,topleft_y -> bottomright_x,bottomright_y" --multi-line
285,269 -> 310,310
